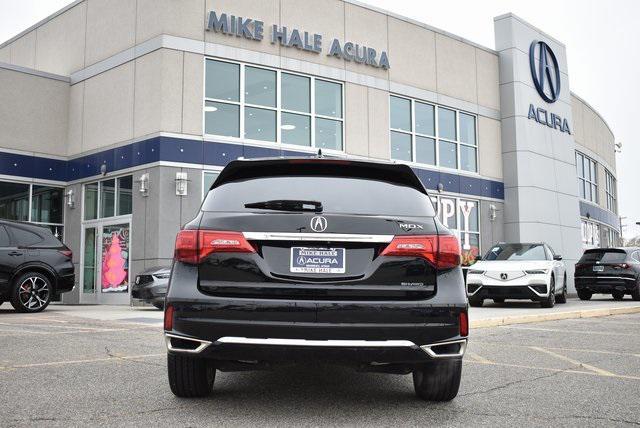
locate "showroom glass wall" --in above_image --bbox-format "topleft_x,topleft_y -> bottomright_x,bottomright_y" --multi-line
389,95 -> 478,173
0,180 -> 64,238
204,59 -> 344,151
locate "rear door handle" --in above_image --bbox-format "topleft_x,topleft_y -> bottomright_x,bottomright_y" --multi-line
8,251 -> 23,256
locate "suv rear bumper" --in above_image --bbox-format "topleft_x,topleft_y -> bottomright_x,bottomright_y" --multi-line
575,276 -> 638,293
165,299 -> 467,366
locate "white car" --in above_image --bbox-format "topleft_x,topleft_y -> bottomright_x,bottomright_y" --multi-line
466,243 -> 567,308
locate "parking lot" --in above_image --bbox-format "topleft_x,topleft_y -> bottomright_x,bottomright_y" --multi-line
1,304 -> 639,427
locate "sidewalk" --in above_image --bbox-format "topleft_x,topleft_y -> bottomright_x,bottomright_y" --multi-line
4,297 -> 637,328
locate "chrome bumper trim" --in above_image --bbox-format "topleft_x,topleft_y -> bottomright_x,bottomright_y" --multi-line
242,232 -> 394,243
575,276 -> 636,281
216,337 -> 415,347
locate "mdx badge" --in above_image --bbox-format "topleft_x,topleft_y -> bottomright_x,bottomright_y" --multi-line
310,216 -> 328,232
399,223 -> 423,230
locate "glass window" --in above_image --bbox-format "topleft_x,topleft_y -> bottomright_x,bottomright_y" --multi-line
415,102 -> 434,136
438,107 -> 456,140
245,107 -> 276,142
459,113 -> 476,145
439,140 -> 457,169
315,80 -> 342,118
117,176 -> 132,216
0,181 -> 30,221
84,183 -> 98,220
8,226 -> 43,247
390,96 -> 411,131
460,146 -> 477,172
205,101 -> 239,137
282,73 -> 310,113
100,180 -> 115,218
416,136 -> 435,165
205,60 -> 239,102
245,66 -> 276,107
576,151 -> 598,203
282,113 -> 311,146
30,186 -> 63,224
485,244 -> 547,261
203,171 -> 220,199
390,131 -> 412,161
315,118 -> 343,151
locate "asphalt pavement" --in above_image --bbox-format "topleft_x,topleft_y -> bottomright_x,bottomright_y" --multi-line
0,304 -> 639,427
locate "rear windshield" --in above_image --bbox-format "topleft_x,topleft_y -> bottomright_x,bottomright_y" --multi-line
202,176 -> 435,217
485,244 -> 547,261
579,250 -> 627,263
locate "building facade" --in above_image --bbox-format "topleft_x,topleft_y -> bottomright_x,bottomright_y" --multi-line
0,0 -> 620,304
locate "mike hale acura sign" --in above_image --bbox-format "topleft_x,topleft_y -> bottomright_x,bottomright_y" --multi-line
206,11 -> 391,70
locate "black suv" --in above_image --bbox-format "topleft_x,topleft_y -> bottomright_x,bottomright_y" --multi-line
0,220 -> 75,312
575,247 -> 640,301
164,158 -> 468,401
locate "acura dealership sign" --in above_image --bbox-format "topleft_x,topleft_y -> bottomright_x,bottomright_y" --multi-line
527,40 -> 570,134
206,11 -> 390,69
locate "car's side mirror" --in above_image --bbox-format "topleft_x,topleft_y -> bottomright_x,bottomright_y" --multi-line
553,255 -> 563,261
475,255 -> 482,261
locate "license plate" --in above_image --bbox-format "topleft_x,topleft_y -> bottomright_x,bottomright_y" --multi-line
290,247 -> 345,274
593,265 -> 604,272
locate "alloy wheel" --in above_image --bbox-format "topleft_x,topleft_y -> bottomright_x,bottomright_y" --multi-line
18,276 -> 50,311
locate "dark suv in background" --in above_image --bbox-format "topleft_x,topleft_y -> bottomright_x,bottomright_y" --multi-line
0,220 -> 75,312
575,247 -> 640,301
164,158 -> 468,402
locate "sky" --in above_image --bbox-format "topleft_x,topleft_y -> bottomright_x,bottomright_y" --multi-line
1,0 -> 638,238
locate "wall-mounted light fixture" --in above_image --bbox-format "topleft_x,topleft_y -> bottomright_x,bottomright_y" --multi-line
100,163 -> 107,176
137,173 -> 149,197
489,204 -> 498,222
65,189 -> 75,209
437,183 -> 444,193
615,142 -> 623,153
175,172 -> 190,196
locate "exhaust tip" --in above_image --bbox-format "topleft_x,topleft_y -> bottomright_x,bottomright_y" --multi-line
420,339 -> 467,358
165,333 -> 211,353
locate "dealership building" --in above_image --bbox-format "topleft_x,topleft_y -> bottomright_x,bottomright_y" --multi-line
0,0 -> 620,304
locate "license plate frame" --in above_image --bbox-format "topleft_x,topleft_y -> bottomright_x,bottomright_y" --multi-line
593,265 -> 604,272
290,247 -> 346,274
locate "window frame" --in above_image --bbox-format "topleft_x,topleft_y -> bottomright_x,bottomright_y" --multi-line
203,58 -> 345,153
605,169 -> 617,213
575,151 -> 598,203
0,180 -> 65,240
389,94 -> 479,173
202,169 -> 223,200
82,175 -> 133,223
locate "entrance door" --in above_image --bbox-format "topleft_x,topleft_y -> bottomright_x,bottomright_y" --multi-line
80,220 -> 131,305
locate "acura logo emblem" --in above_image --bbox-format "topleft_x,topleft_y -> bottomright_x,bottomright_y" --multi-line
310,216 -> 327,232
500,273 -> 508,281
529,40 -> 561,103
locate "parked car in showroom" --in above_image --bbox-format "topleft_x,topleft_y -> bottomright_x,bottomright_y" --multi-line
466,242 -> 567,308
164,157 -> 468,401
574,247 -> 640,301
0,220 -> 74,312
131,266 -> 171,309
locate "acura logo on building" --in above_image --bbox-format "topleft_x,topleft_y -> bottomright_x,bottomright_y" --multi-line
500,273 -> 508,281
529,40 -> 561,103
310,216 -> 328,232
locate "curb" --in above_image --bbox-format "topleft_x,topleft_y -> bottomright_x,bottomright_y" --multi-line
470,305 -> 640,329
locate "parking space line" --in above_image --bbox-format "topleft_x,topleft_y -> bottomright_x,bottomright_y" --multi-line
501,325 -> 637,336
468,352 -> 493,364
529,346 -> 617,377
0,353 -> 165,371
0,322 -> 121,331
473,341 -> 640,358
0,326 -> 159,337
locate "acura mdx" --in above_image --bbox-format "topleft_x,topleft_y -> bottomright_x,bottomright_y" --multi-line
164,158 -> 468,401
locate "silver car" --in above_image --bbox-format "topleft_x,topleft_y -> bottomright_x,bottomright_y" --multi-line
131,266 -> 170,309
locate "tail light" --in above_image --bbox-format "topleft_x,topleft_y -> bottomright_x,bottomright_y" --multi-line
174,230 -> 255,264
459,311 -> 468,337
380,234 -> 461,270
164,304 -> 174,331
58,249 -> 73,259
614,263 -> 629,269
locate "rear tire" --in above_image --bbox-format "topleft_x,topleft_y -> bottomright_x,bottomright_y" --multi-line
492,298 -> 505,304
413,359 -> 462,402
612,291 -> 625,301
556,276 -> 568,304
152,302 -> 164,310
468,297 -> 483,307
167,353 -> 215,398
631,283 -> 640,301
540,277 -> 556,308
577,289 -> 592,301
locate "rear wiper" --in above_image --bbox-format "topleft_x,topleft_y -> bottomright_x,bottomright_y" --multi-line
244,199 -> 323,212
